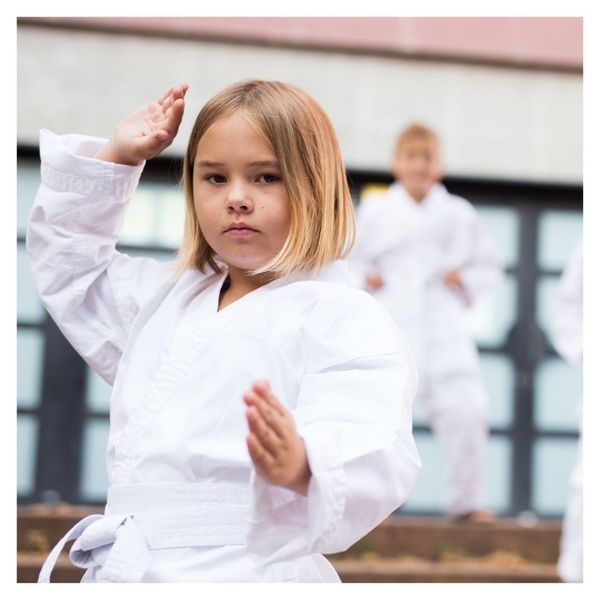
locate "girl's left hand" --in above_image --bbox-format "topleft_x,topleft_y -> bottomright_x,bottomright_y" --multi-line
243,380 -> 311,496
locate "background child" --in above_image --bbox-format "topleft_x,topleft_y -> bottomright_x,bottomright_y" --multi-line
350,123 -> 503,521
551,238 -> 583,582
28,81 -> 420,582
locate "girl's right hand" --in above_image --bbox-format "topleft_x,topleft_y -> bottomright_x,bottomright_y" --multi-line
94,83 -> 189,166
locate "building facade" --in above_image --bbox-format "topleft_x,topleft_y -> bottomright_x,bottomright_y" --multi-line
17,17 -> 582,516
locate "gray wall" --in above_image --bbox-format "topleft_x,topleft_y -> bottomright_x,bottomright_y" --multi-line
18,24 -> 582,183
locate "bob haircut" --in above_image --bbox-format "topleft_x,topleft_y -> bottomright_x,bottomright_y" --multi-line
178,79 -> 355,277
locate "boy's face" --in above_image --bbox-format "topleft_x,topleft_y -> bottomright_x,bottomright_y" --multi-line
392,138 -> 443,202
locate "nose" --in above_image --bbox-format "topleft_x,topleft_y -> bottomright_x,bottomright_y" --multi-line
225,180 -> 254,214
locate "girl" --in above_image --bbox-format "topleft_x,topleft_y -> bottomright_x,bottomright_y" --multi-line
28,81 -> 420,583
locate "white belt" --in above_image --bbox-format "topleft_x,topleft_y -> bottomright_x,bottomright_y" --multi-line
38,482 -> 250,583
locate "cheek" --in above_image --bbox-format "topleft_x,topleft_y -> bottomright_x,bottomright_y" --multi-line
275,203 -> 292,240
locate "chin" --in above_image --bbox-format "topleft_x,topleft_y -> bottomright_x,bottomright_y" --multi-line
226,257 -> 271,272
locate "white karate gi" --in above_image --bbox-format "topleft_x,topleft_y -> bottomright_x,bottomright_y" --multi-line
27,130 -> 421,583
550,239 -> 583,583
349,182 -> 503,516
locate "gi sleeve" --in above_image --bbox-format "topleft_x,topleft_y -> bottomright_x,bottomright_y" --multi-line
347,195 -> 384,289
551,238 -> 583,366
26,129 -> 177,384
246,289 -> 421,564
450,201 -> 504,307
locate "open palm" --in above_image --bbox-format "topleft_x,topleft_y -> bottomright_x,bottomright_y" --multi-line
95,83 -> 189,166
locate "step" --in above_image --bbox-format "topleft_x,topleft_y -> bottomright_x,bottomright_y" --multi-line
330,556 -> 561,583
328,515 -> 562,563
18,553 -> 85,583
17,504 -> 562,583
17,551 -> 560,584
18,504 -> 104,554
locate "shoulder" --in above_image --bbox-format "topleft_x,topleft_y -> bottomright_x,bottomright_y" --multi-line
268,280 -> 405,371
435,187 -> 480,225
357,186 -> 395,214
439,186 -> 476,213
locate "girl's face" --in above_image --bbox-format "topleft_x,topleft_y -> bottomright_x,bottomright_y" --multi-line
193,112 -> 291,273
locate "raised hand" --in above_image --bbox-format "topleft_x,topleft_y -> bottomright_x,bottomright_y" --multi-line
244,380 -> 311,496
94,83 -> 189,166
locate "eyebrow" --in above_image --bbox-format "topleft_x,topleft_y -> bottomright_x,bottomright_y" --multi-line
196,160 -> 280,169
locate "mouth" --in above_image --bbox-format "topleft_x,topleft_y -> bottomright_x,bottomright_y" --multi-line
223,223 -> 260,237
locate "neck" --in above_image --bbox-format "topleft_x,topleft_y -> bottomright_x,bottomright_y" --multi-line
218,265 -> 276,310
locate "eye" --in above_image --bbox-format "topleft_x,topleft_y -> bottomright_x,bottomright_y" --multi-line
204,174 -> 226,184
257,173 -> 281,184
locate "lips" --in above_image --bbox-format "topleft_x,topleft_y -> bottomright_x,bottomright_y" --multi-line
224,222 -> 259,233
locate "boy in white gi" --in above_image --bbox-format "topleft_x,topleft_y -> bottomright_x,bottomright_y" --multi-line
28,81 -> 420,582
350,124 -> 502,521
550,238 -> 583,582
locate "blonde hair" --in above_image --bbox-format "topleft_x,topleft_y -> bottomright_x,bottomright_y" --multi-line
394,123 -> 440,156
178,80 -> 355,277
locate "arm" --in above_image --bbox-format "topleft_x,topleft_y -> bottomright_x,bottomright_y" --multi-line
26,85 -> 188,383
245,291 -> 420,563
444,203 -> 504,306
347,197 -> 385,290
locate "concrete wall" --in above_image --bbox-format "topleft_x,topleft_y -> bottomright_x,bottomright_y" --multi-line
17,24 -> 582,184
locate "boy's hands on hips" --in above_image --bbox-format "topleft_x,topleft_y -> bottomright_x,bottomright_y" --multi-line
244,380 -> 312,496
94,83 -> 189,166
443,268 -> 464,292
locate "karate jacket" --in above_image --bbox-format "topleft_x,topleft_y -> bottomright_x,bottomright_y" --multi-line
349,182 -> 503,379
27,130 -> 421,583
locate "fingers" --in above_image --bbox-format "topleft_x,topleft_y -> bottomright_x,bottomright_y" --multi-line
246,432 -> 275,471
250,380 -> 287,417
243,388 -> 287,438
159,83 -> 188,113
244,382 -> 291,457
157,83 -> 188,105
151,90 -> 186,139
246,404 -> 282,459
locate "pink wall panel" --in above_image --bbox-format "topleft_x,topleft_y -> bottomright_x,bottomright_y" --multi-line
31,17 -> 582,68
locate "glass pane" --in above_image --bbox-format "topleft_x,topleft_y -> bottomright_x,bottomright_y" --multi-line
536,275 -> 561,340
412,392 -> 430,428
399,432 -> 511,514
85,367 -> 112,413
467,275 -> 517,347
399,432 -> 445,513
538,211 -> 582,271
17,244 -> 45,323
80,419 -> 110,501
532,437 -> 578,515
119,187 -> 160,246
17,328 -> 44,410
480,353 -> 514,428
155,187 -> 185,249
17,160 -> 41,237
533,357 -> 581,431
473,205 -> 519,268
17,415 -> 39,496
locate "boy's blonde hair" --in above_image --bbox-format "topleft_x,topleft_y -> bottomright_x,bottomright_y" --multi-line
179,79 -> 355,277
394,123 -> 440,156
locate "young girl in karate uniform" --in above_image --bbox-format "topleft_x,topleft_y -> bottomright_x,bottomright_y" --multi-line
28,81 -> 420,583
